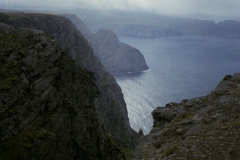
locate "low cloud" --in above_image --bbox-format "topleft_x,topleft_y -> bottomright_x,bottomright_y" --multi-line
1,0 -> 240,19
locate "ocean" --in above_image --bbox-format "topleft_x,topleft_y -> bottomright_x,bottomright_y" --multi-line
114,35 -> 240,134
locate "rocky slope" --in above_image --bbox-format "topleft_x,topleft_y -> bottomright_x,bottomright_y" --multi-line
133,73 -> 240,159
0,12 -> 136,147
63,14 -> 149,74
0,23 -> 125,159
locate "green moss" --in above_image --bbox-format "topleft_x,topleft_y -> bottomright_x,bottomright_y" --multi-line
213,119 -> 240,130
0,13 -> 9,22
0,64 -> 20,86
19,48 -> 27,57
0,76 -> 19,91
212,91 -> 224,96
0,33 -> 20,54
161,130 -> 169,136
0,33 -> 21,91
104,130 -> 116,145
0,129 -> 51,160
165,145 -> 179,156
0,58 -> 21,91
120,147 -> 134,160
182,112 -> 194,120
154,138 -> 168,149
54,79 -> 65,90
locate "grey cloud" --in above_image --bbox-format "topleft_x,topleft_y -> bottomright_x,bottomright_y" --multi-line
1,0 -> 240,20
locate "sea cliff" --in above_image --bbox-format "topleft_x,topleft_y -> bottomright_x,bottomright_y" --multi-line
0,23 -> 125,159
133,73 -> 240,159
63,14 -> 149,74
0,12 -> 136,148
93,28 -> 149,73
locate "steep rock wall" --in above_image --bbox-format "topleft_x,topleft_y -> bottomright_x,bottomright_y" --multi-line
93,29 -> 149,73
63,14 -> 149,74
0,23 -> 125,160
0,12 -> 136,146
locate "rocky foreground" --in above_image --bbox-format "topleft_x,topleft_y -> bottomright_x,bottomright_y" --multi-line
133,74 -> 240,159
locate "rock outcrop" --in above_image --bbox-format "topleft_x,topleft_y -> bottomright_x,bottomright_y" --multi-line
0,12 -> 136,147
0,23 -> 125,159
63,14 -> 149,74
133,73 -> 240,159
93,29 -> 149,73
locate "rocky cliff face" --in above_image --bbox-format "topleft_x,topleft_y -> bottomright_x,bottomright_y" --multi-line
0,23 -> 125,159
0,12 -> 136,147
63,14 -> 149,74
62,14 -> 95,46
93,29 -> 149,73
133,73 -> 240,159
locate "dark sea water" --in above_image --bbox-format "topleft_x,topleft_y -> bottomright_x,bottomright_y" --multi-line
114,35 -> 240,134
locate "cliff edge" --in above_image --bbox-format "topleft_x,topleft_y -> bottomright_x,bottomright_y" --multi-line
0,23 -> 125,159
93,28 -> 149,74
0,12 -> 136,148
63,14 -> 149,74
133,73 -> 240,159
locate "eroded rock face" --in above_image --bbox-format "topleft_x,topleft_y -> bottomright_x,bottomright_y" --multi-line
93,29 -> 149,73
62,14 -> 95,46
133,73 -> 240,159
0,23 -> 125,160
63,14 -> 149,74
152,107 -> 177,125
0,12 -> 136,146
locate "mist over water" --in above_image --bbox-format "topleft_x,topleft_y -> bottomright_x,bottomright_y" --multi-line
2,0 -> 240,21
114,35 -> 240,134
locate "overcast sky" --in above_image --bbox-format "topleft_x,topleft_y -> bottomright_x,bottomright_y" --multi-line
1,0 -> 240,20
